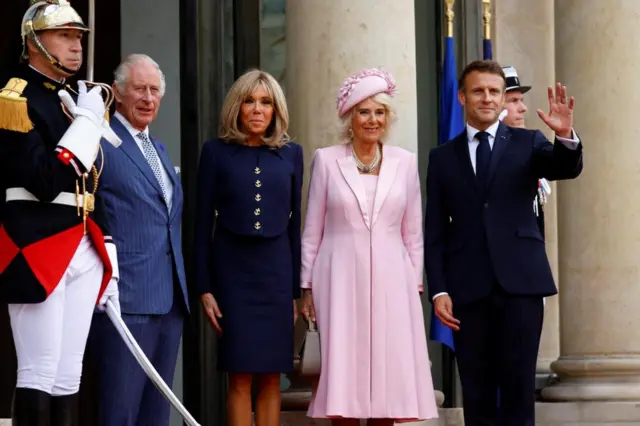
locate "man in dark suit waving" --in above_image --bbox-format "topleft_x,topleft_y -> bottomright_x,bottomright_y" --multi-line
425,60 -> 583,426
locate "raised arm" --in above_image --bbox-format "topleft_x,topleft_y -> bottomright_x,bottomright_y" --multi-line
1,82 -> 107,202
531,129 -> 583,181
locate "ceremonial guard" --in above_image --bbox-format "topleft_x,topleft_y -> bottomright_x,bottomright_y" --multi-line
0,1 -> 121,425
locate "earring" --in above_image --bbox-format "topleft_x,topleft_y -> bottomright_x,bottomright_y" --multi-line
348,128 -> 353,139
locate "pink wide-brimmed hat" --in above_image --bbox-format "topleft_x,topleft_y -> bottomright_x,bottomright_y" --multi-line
336,68 -> 397,117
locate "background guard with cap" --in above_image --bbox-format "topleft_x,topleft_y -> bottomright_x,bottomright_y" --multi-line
0,1 -> 122,425
500,65 -> 550,239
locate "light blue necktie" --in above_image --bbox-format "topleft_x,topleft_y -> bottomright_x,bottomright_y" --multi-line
137,132 -> 170,210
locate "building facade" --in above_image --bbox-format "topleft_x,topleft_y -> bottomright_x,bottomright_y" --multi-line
0,0 -> 637,425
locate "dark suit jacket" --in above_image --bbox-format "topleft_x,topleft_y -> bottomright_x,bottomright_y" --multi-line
425,122 -> 583,306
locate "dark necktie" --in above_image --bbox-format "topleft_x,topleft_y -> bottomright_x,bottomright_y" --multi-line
475,131 -> 492,186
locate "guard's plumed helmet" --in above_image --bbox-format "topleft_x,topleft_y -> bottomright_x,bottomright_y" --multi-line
21,0 -> 89,76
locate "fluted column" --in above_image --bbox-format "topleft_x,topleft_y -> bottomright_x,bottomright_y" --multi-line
494,0 -> 559,382
285,0 -> 444,407
285,0 -> 419,157
542,0 -> 640,401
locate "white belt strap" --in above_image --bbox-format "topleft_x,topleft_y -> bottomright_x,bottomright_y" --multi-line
6,187 -> 84,207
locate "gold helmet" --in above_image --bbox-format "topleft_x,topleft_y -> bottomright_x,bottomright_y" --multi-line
21,1 -> 89,76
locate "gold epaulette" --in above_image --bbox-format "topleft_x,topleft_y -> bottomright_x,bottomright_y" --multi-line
0,78 -> 34,133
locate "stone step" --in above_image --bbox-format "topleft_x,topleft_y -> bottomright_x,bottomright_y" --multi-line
280,409 -> 464,426
282,402 -> 640,425
8,402 -> 638,425
536,401 -> 640,425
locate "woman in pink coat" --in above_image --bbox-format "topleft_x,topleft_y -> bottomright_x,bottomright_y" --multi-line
300,68 -> 439,426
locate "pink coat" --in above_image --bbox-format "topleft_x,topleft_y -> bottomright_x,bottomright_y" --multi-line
301,143 -> 438,420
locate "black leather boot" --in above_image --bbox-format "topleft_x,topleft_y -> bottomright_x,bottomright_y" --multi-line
11,387 -> 51,426
50,394 -> 79,426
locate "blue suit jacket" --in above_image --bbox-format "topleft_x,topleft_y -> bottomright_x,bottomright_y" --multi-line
425,122 -> 583,306
98,117 -> 189,315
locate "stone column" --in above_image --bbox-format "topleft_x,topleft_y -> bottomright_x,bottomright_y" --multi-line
494,0 -> 559,384
285,0 -> 445,408
542,0 -> 640,401
285,0 -> 419,156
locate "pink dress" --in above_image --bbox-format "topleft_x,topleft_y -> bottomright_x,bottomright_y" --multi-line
301,144 -> 438,421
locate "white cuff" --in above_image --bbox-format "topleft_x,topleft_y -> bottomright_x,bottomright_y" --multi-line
56,115 -> 103,170
105,241 -> 119,282
301,282 -> 312,289
556,129 -> 580,150
433,292 -> 448,301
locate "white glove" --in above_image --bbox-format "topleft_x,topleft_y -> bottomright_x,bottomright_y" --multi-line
59,80 -> 105,123
499,109 -> 508,121
58,81 -> 122,148
98,277 -> 121,317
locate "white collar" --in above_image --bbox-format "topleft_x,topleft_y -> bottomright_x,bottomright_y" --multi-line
29,64 -> 65,84
466,120 -> 500,143
114,111 -> 150,138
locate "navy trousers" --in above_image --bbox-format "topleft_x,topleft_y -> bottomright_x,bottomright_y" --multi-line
89,300 -> 184,426
453,285 -> 543,426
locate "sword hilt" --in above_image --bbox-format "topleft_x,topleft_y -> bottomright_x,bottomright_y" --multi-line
77,80 -> 115,111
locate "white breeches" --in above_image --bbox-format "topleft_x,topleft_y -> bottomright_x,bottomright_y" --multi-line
8,235 -> 103,396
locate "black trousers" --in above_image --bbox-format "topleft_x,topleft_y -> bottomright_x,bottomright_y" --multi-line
453,285 -> 544,426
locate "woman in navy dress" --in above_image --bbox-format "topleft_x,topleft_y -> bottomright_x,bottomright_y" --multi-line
194,69 -> 303,426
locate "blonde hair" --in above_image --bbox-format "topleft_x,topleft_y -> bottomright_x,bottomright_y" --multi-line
218,69 -> 290,148
338,93 -> 397,143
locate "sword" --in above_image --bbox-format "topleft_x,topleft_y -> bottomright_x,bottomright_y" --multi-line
79,0 -> 121,148
86,0 -> 95,82
105,300 -> 201,426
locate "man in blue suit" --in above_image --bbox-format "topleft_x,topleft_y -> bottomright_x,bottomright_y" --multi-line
425,60 -> 583,426
89,53 -> 189,426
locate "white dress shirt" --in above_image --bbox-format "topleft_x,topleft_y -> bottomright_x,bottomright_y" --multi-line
114,111 -> 174,210
432,121 -> 581,301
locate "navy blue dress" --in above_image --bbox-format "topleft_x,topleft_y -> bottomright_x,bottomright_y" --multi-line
194,138 -> 303,373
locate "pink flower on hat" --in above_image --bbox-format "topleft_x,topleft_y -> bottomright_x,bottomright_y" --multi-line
336,68 -> 397,117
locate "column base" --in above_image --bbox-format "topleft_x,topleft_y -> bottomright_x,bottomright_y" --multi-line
536,373 -> 556,393
536,401 -> 640,425
537,357 -> 555,375
536,357 -> 557,393
541,357 -> 640,401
